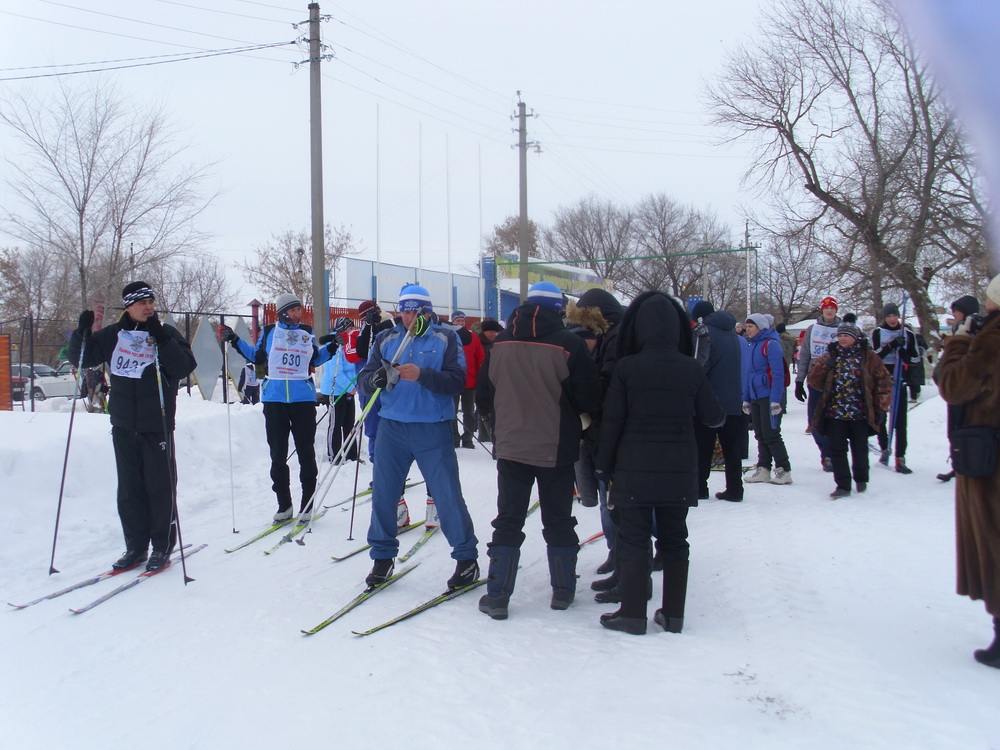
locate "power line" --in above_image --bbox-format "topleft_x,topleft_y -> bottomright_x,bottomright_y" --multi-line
150,0 -> 288,25
0,41 -> 296,82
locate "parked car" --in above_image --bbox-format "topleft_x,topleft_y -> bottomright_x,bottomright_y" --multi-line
10,371 -> 26,401
55,360 -> 75,376
13,363 -> 81,400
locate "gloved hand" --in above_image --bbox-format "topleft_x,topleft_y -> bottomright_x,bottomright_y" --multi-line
794,381 -> 806,402
318,334 -> 339,355
364,307 -> 381,326
219,325 -> 239,344
594,470 -> 613,493
742,401 -> 751,415
371,360 -> 401,391
890,336 -> 905,350
824,347 -> 839,368
77,310 -> 95,335
770,402 -> 782,416
316,393 -> 330,406
145,314 -> 168,343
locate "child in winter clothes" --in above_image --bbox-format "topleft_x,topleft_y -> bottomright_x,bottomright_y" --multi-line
742,313 -> 792,484
807,323 -> 893,498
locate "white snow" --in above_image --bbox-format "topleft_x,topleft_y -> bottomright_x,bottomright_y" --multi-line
2,388 -> 998,749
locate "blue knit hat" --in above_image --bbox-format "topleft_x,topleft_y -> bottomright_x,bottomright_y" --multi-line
527,281 -> 563,310
398,284 -> 433,313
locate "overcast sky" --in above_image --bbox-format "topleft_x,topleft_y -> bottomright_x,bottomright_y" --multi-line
1,0 -> 771,306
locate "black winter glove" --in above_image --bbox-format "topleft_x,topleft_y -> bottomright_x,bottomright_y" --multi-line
316,393 -> 330,406
145,314 -> 168,343
219,325 -> 239,344
318,333 -> 339,356
77,310 -> 95,335
364,307 -> 381,326
891,336 -> 905,350
370,360 -> 400,391
794,381 -> 807,402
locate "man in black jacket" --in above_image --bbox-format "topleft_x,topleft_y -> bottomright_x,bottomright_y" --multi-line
476,282 -> 601,619
871,302 -> 920,473
69,281 -> 197,573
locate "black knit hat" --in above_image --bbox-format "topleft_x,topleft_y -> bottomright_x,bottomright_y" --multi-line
883,302 -> 900,318
480,319 -> 503,333
122,281 -> 155,307
951,295 -> 980,318
690,300 -> 714,321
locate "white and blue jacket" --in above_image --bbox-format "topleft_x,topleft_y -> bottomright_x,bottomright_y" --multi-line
234,322 -> 334,404
360,322 -> 466,423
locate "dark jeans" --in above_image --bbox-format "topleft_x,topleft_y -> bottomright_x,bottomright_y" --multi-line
877,382 -> 908,458
263,401 -> 318,511
616,505 -> 689,564
491,459 -> 579,549
694,414 -> 747,498
326,394 -> 358,461
749,398 -> 790,471
825,418 -> 870,490
112,427 -> 177,554
453,387 -> 477,440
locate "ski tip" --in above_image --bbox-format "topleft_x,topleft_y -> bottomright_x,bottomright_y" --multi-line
68,608 -> 84,615
6,602 -> 26,609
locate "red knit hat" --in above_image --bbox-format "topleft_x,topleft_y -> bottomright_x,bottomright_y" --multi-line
820,296 -> 838,311
358,300 -> 378,315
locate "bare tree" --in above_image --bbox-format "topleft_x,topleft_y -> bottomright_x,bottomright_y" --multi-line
706,0 -> 987,337
755,231 -> 842,324
541,195 -> 635,285
242,224 -> 360,305
0,80 -> 216,311
482,215 -> 540,258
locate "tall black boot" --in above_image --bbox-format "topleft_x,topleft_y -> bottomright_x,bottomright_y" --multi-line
654,559 -> 689,633
600,560 -> 649,635
478,545 -> 519,620
592,549 -> 619,591
547,546 -> 578,610
974,616 -> 1000,669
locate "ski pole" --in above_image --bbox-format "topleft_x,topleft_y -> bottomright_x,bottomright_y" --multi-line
887,294 -> 909,449
152,341 -> 193,585
293,318 -> 421,540
347,450 -> 362,541
49,334 -> 89,575
224,340 -> 238,534
287,371 -> 359,461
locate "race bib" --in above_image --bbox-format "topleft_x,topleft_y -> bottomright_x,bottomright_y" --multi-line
111,330 -> 156,379
244,366 -> 258,387
810,324 -> 838,358
267,326 -> 312,380
879,327 -> 903,364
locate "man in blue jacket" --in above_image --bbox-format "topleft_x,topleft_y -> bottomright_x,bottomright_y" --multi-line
221,293 -> 338,522
360,284 -> 479,591
690,301 -> 747,501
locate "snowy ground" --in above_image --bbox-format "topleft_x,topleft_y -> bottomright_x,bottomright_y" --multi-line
1,385 -> 998,749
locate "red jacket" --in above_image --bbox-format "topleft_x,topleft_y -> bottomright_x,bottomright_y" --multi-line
457,327 -> 485,388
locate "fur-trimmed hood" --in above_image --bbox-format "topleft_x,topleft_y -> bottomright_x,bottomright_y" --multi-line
565,300 -> 611,336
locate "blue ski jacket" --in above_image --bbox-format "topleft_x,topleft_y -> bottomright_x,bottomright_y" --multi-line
742,326 -> 786,404
233,321 -> 334,403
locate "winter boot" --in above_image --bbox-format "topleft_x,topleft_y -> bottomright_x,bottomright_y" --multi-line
974,617 -> 1000,669
461,435 -> 474,449
478,545 -> 519,620
829,487 -> 851,499
879,449 -> 890,466
653,559 -> 689,633
856,482 -> 867,493
145,550 -> 171,573
937,470 -> 955,482
396,496 -> 410,527
895,458 -> 913,475
447,559 -> 480,590
112,548 -> 147,572
595,565 -> 653,603
822,456 -> 834,473
424,497 -> 439,530
547,546 -> 578,610
366,558 -> 395,588
272,507 -> 293,523
595,552 -> 615,576
745,466 -> 771,483
715,490 -> 743,502
770,467 -> 793,485
599,560 -> 649,635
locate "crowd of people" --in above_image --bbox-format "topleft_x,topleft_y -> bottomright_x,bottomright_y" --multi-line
70,277 -> 1000,667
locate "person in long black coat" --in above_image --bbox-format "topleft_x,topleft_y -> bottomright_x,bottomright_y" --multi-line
595,291 -> 724,635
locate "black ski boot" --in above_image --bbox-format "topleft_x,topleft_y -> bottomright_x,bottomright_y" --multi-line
600,560 -> 649,635
112,548 -> 147,572
366,558 -> 395,588
447,558 -> 480,590
653,559 -> 689,633
974,617 -> 1000,669
595,552 -> 615,576
547,545 -> 577,610
145,550 -> 171,573
479,546 -> 519,620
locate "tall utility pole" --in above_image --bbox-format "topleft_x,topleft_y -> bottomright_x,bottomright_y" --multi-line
513,95 -> 540,302
308,3 -> 328,336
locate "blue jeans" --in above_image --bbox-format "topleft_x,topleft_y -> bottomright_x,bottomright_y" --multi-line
368,419 -> 478,560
